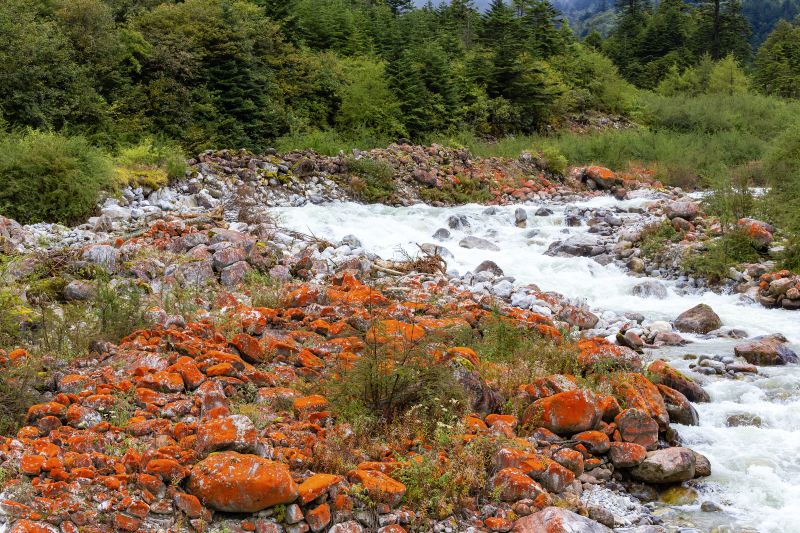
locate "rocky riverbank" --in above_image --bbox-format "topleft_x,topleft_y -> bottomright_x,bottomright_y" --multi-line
0,145 -> 798,533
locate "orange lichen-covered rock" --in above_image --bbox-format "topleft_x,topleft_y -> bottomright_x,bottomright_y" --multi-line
368,320 -> 425,344
138,371 -> 184,393
492,468 -> 545,502
306,503 -> 332,532
293,395 -> 329,415
614,409 -> 659,450
522,389 -> 601,435
298,473 -> 343,504
9,520 -> 59,533
231,333 -> 266,364
347,469 -> 406,507
607,442 -> 647,468
173,492 -> 205,518
20,455 -> 46,476
26,402 -> 67,422
187,451 -> 298,512
195,415 -> 258,455
577,338 -> 642,372
647,360 -> 709,403
572,431 -> 610,454
609,373 -> 669,429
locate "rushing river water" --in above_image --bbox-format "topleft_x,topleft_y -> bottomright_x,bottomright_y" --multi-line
273,196 -> 800,533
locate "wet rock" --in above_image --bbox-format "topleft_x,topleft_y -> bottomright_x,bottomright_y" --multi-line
515,208 -> 528,226
459,236 -> 500,252
187,451 -> 298,512
734,336 -> 798,366
433,228 -> 450,240
629,448 -> 697,484
546,234 -> 603,257
534,207 -> 552,216
474,260 -> 504,277
646,360 -> 709,403
674,304 -> 722,334
700,501 -> 722,512
447,215 -> 469,230
726,413 -> 762,427
632,281 -> 668,300
657,385 -> 699,426
512,506 -> 612,533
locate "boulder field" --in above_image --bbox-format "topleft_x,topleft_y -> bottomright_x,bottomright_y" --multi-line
0,213 -> 718,533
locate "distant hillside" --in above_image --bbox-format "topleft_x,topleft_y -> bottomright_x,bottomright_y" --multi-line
415,0 -> 800,46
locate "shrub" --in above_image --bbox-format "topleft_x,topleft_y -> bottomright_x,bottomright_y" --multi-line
779,241 -> 800,273
539,145 -> 569,175
0,356 -> 42,436
114,138 -> 187,190
682,229 -> 762,283
346,157 -> 396,204
0,131 -> 113,224
418,175 -> 492,205
639,221 -> 681,258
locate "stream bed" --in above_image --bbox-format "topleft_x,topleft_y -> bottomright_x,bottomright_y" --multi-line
273,197 -> 800,533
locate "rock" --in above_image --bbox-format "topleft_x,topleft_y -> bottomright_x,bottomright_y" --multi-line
558,306 -> 599,330
459,236 -> 500,251
646,360 -> 709,403
657,385 -> 699,426
492,468 -> 545,501
627,257 -> 645,273
187,451 -> 298,512
474,260 -> 504,277
347,469 -> 406,506
674,304 -> 722,334
220,261 -> 252,287
523,389 -> 601,435
195,415 -> 258,455
433,228 -> 450,241
608,442 -> 647,468
726,413 -> 762,427
83,245 -> 118,272
534,207 -> 552,216
734,337 -> 798,366
653,331 -> 687,346
664,201 -> 699,221
63,280 -> 96,301
701,501 -> 722,512
615,408 -> 659,450
583,167 -> 619,191
213,246 -> 248,271
546,234 -> 603,257
737,218 -> 774,248
629,448 -> 696,484
515,208 -> 528,226
512,506 -> 612,533
632,281 -> 668,300
447,215 -> 469,230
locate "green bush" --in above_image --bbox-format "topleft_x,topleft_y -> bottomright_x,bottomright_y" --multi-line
345,157 -> 396,204
418,176 -> 491,205
0,131 -> 113,224
639,221 -> 681,258
762,123 -> 800,235
114,138 -> 187,190
683,229 -> 762,282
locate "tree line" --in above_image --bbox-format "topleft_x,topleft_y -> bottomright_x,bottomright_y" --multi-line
1,0 -> 800,152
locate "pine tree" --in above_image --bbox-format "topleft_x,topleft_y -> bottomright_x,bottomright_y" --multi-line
696,0 -> 752,61
754,19 -> 800,97
518,0 -> 565,56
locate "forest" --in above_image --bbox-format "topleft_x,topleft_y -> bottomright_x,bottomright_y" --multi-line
1,0 -> 800,237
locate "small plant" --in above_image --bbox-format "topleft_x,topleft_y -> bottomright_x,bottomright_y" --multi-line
779,240 -> 800,273
114,138 -> 187,190
682,228 -> 762,283
639,221 -> 681,258
539,145 -> 569,175
346,157 -> 396,204
0,356 -> 43,436
418,175 -> 492,205
244,271 -> 286,309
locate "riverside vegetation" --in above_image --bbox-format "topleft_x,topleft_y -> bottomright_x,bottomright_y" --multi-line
1,1 -> 800,532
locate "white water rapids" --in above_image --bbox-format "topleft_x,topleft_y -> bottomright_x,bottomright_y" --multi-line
273,196 -> 800,533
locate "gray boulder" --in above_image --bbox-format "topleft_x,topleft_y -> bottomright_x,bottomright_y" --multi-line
664,201 -> 699,221
734,336 -> 798,366
459,236 -> 500,252
632,281 -> 668,300
629,447 -> 698,484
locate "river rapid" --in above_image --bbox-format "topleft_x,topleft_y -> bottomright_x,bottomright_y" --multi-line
272,196 -> 800,533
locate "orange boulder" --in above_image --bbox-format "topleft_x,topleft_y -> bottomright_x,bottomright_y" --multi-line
187,451 -> 298,512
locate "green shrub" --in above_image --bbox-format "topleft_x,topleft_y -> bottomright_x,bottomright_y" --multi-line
639,221 -> 681,258
539,145 -> 569,175
418,176 -> 492,205
779,241 -> 800,273
345,157 -> 396,204
0,356 -> 43,436
0,131 -> 113,224
683,229 -> 762,283
114,138 -> 187,190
